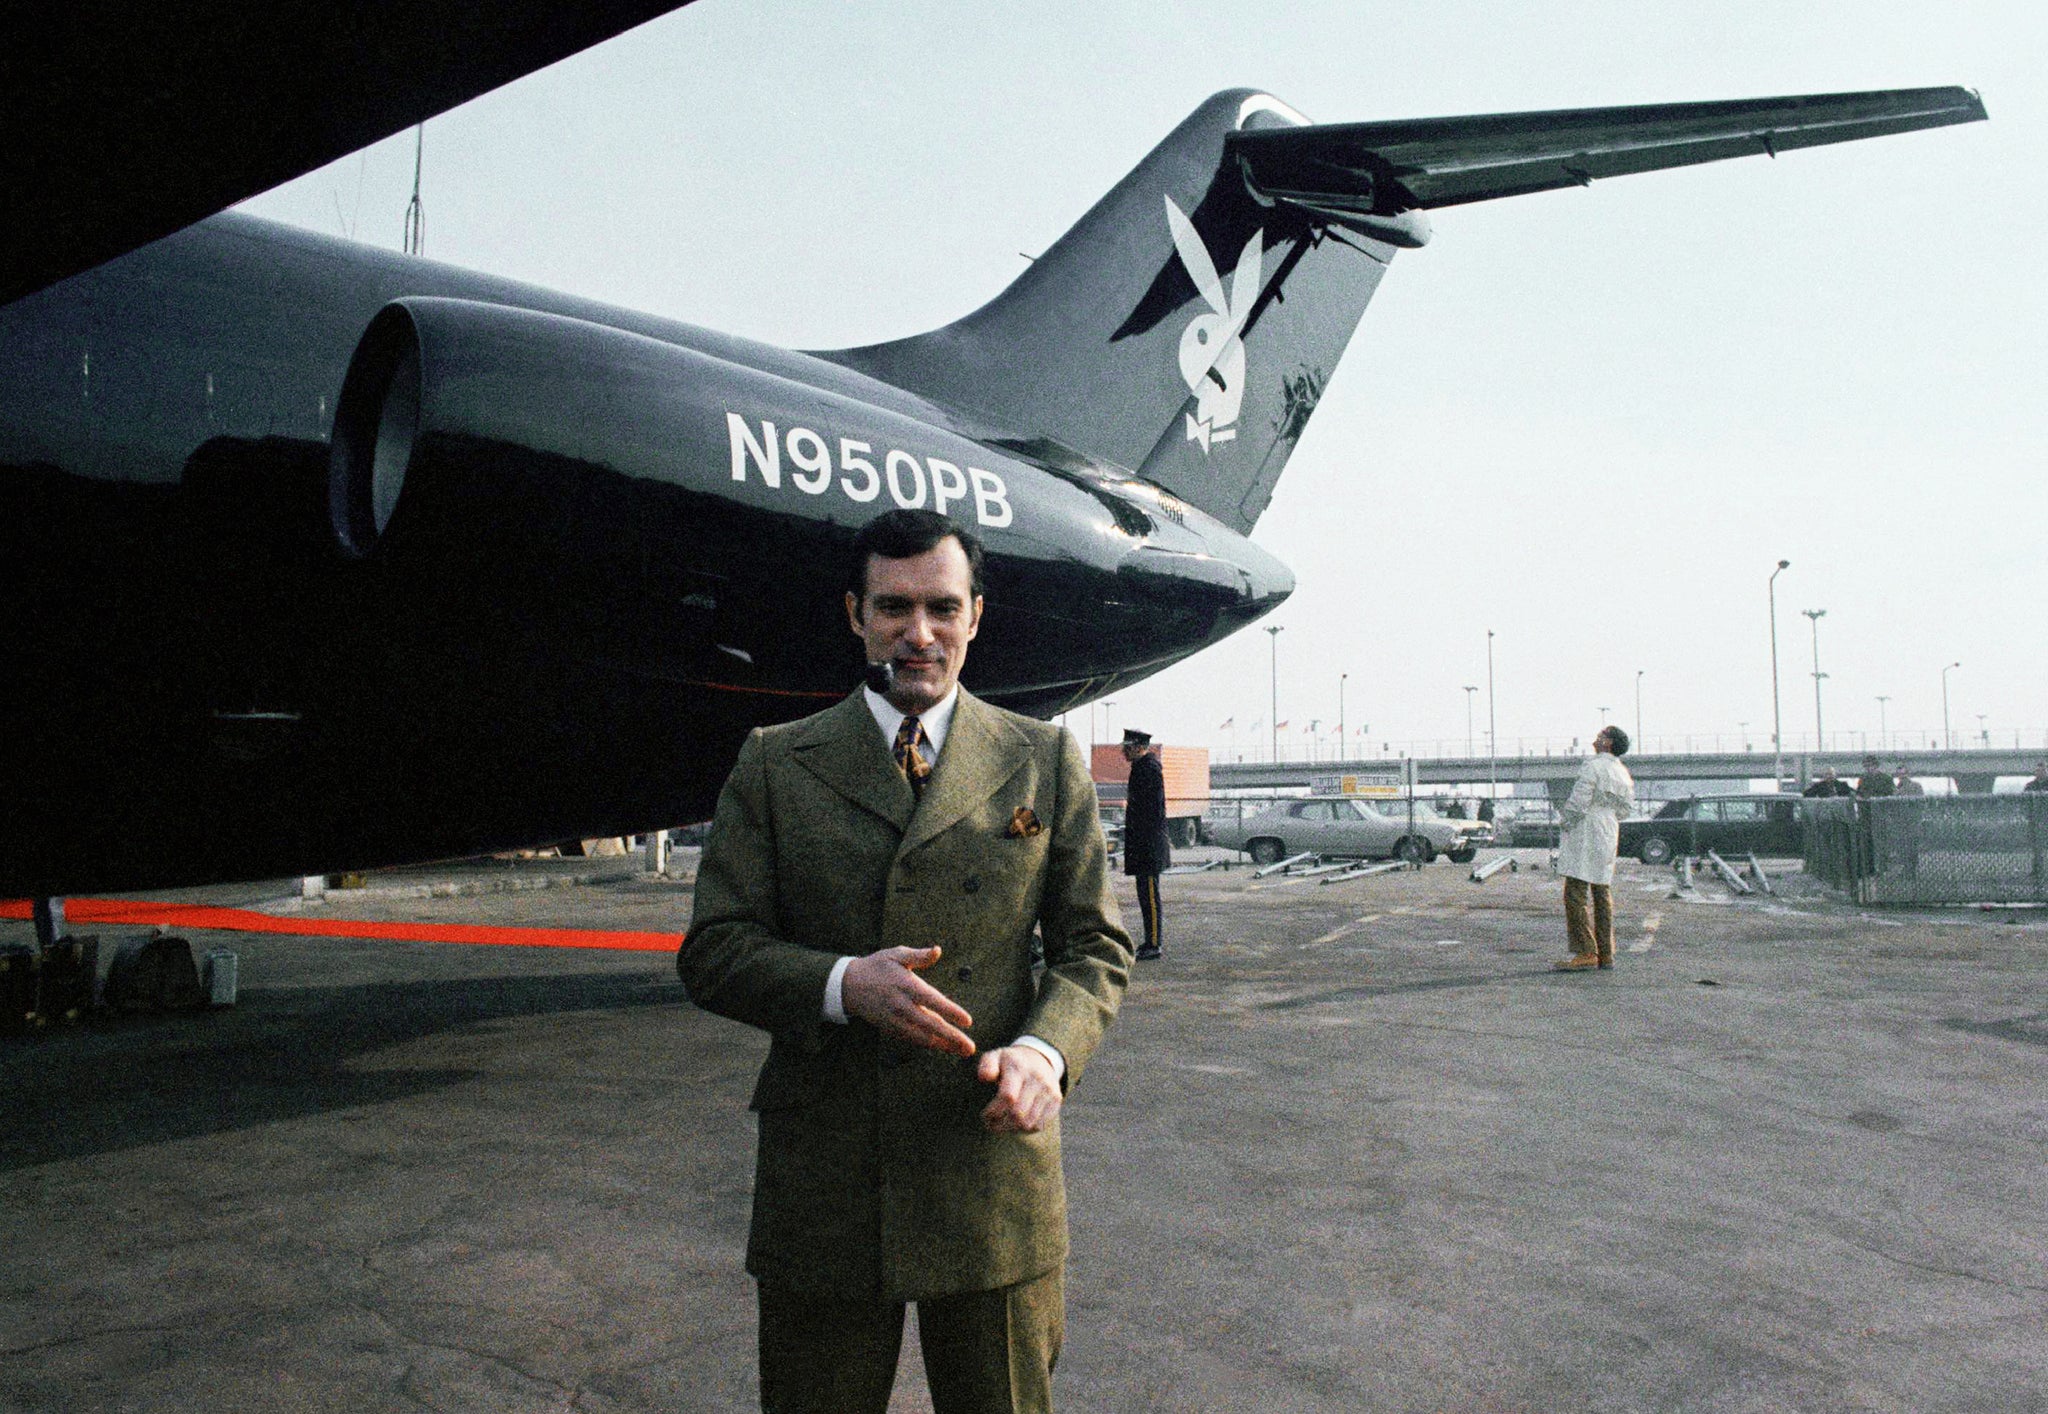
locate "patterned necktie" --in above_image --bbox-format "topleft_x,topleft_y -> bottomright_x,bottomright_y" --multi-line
893,715 -> 932,800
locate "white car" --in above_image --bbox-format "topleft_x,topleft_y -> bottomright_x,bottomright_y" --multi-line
1208,797 -> 1470,865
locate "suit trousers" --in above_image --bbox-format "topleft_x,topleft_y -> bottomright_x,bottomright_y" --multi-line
1562,876 -> 1614,962
757,1267 -> 1064,1414
1133,873 -> 1163,953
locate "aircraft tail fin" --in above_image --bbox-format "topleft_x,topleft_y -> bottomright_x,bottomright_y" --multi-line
828,86 -> 1984,535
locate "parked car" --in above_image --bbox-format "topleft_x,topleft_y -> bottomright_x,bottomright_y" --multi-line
1507,819 -> 1561,848
1435,807 -> 1495,854
1618,795 -> 1803,864
1207,797 -> 1470,865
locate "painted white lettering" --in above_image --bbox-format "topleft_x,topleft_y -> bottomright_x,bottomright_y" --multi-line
885,449 -> 928,509
727,413 -> 780,487
839,438 -> 880,503
969,466 -> 1013,528
927,458 -> 968,517
786,426 -> 831,494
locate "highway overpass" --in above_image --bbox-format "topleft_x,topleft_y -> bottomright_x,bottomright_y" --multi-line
1210,749 -> 2045,803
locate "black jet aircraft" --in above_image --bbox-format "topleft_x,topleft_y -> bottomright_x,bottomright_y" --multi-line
0,76 -> 1984,898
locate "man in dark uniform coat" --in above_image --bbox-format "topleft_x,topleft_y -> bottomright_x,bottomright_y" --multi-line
679,509 -> 1131,1414
1803,768 -> 1853,798
1120,728 -> 1171,960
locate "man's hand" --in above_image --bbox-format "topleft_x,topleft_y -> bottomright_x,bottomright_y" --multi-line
976,1045 -> 1062,1134
842,946 -> 975,1057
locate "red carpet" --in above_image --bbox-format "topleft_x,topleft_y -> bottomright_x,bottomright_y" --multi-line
0,898 -> 682,953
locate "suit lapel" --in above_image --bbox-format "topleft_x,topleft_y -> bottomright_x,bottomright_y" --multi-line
902,690 -> 1029,854
791,693 -> 916,833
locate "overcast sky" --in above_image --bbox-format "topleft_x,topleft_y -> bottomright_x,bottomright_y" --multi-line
242,0 -> 2041,764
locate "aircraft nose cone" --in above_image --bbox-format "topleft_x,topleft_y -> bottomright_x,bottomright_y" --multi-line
1229,535 -> 1295,616
1118,532 -> 1292,629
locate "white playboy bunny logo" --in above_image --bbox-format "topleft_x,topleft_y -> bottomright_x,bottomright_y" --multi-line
1165,195 -> 1263,453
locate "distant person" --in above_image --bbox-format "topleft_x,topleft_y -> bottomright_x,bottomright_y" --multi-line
1803,768 -> 1853,799
1855,754 -> 1895,798
1555,725 -> 1635,972
2026,763 -> 2048,794
1477,797 -> 1495,824
1121,728 -> 1171,960
1894,765 -> 1926,796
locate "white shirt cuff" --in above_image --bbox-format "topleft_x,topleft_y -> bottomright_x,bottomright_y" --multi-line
1012,1034 -> 1066,1083
823,955 -> 852,1023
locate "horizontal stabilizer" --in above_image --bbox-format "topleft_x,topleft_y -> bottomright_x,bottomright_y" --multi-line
1230,87 -> 1986,218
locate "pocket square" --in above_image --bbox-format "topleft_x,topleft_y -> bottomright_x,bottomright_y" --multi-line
1006,806 -> 1044,838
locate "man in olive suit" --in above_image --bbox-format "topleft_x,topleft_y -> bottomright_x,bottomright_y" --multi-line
679,509 -> 1132,1414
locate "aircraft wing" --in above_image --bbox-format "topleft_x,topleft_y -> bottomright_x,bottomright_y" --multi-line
0,0 -> 696,308
1229,87 -> 1987,219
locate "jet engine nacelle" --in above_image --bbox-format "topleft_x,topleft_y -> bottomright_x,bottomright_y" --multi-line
324,297 -> 1028,681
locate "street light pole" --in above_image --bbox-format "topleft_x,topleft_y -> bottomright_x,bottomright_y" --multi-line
1485,629 -> 1497,804
1769,559 -> 1790,785
1339,673 -> 1347,764
1876,695 -> 1890,751
1976,712 -> 1988,747
1941,661 -> 1960,749
1802,608 -> 1827,750
1266,625 -> 1284,763
1635,669 -> 1644,751
1463,685 -> 1477,758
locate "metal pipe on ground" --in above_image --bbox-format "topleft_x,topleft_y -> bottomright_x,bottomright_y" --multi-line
1744,852 -> 1774,895
1323,860 -> 1407,884
1705,851 -> 1753,895
1291,859 -> 1361,879
1671,857 -> 1695,896
1253,852 -> 1317,879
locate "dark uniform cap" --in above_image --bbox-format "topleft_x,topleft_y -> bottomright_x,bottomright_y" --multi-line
1121,728 -> 1152,746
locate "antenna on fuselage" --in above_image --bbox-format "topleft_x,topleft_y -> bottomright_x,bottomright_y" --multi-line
403,123 -> 426,256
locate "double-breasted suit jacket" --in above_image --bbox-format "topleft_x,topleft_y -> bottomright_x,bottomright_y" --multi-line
679,689 -> 1132,1302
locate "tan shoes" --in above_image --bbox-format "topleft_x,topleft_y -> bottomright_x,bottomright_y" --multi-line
1553,953 -> 1600,971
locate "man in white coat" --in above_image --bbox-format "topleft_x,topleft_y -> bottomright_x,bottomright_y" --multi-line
1555,725 -> 1636,971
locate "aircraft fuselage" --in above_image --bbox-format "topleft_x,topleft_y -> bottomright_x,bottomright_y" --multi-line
0,214 -> 1290,894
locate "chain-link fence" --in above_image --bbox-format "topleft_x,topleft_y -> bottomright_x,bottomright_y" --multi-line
1804,795 -> 2048,905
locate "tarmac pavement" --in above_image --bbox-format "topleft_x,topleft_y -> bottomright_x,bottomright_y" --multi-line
3,850 -> 2045,1412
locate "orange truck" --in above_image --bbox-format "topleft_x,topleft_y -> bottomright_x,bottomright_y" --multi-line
1091,744 -> 1210,849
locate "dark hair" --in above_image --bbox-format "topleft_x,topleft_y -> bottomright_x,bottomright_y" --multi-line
847,509 -> 984,603
1604,726 -> 1630,756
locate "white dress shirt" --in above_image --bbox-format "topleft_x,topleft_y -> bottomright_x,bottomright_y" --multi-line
821,685 -> 1065,1082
